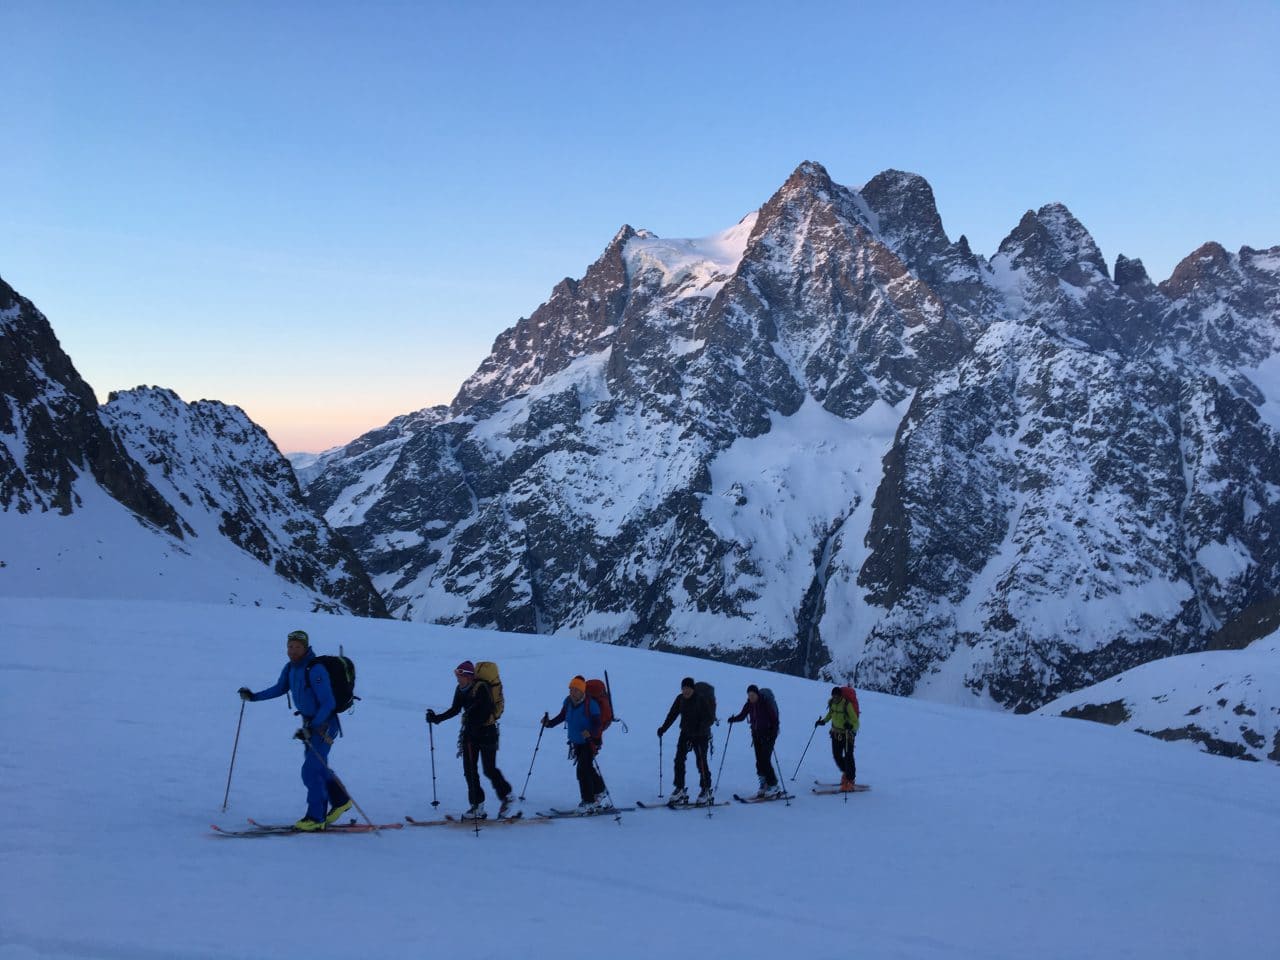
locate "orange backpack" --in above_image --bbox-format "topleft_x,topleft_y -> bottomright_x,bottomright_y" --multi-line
837,686 -> 861,718
584,678 -> 614,740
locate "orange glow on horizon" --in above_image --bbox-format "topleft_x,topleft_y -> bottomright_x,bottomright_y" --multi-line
248,401 -> 441,455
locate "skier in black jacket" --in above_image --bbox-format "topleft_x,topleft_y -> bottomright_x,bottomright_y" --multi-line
657,677 -> 715,804
426,660 -> 512,819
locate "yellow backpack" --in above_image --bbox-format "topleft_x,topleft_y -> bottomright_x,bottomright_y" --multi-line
474,661 -> 504,723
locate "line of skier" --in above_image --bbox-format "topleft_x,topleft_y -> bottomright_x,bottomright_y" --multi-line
236,629 -> 862,828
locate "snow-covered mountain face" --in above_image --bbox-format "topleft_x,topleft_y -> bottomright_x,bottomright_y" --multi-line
302,162 -> 1280,712
1043,630 -> 1280,764
0,277 -> 386,616
101,388 -> 387,616
0,277 -> 183,534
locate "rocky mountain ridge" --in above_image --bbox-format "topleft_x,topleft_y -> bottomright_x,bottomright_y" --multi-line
303,161 -> 1280,711
0,276 -> 385,616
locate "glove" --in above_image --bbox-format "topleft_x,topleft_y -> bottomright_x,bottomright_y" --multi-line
425,709 -> 437,724
540,713 -> 550,728
815,718 -> 826,727
656,727 -> 665,738
293,726 -> 311,742
727,717 -> 737,725
238,687 -> 252,702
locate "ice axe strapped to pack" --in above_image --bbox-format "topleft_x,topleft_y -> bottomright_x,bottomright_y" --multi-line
588,670 -> 628,735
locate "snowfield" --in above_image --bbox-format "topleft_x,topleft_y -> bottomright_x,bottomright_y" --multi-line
3,597 -> 1278,959
1042,634 -> 1280,763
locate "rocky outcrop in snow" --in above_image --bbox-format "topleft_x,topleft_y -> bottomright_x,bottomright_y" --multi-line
1043,630 -> 1280,764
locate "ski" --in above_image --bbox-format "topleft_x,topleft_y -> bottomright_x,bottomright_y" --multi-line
813,779 -> 871,790
444,811 -> 545,825
246,817 -> 402,832
732,792 -> 793,804
536,806 -> 634,819
211,823 -> 293,838
405,815 -> 452,827
637,799 -> 730,810
212,820 -> 401,838
811,785 -> 871,795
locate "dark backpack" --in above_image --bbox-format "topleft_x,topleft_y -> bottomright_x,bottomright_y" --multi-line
307,654 -> 358,714
758,687 -> 779,722
585,678 -> 614,740
694,681 -> 717,728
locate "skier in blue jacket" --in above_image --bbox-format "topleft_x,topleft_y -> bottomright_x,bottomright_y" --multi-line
542,676 -> 606,813
239,630 -> 351,830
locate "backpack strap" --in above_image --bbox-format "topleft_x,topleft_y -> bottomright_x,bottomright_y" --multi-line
298,660 -> 316,722
473,679 -> 496,725
300,658 -> 340,733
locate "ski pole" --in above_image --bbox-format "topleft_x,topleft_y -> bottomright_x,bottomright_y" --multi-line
658,734 -> 664,798
713,721 -> 733,794
519,716 -> 547,800
302,735 -> 379,834
221,700 -> 246,813
772,745 -> 792,806
791,721 -> 820,780
428,721 -> 440,808
592,757 -> 620,822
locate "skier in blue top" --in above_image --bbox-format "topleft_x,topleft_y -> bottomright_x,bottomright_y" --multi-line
542,676 -> 606,813
239,629 -> 351,830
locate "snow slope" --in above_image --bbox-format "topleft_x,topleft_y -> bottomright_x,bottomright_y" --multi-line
3,597 -> 1277,959
0,476 -> 347,611
1042,633 -> 1280,763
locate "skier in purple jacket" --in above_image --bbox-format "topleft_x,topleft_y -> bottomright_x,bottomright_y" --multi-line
727,684 -> 781,797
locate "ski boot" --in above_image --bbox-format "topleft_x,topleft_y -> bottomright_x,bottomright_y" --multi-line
324,799 -> 353,825
464,802 -> 487,820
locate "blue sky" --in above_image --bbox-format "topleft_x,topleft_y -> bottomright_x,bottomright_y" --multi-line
3,0 -> 1277,452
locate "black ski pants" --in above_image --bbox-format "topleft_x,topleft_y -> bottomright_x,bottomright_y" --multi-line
462,727 -> 511,806
572,742 -> 606,803
752,729 -> 779,787
830,729 -> 856,782
674,732 -> 712,792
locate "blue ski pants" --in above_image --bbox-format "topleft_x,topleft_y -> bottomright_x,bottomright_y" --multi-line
300,723 -> 347,820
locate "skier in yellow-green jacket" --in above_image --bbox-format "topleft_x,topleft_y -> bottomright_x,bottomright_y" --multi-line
815,686 -> 860,790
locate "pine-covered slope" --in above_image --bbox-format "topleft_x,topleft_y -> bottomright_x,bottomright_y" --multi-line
302,163 -> 1280,712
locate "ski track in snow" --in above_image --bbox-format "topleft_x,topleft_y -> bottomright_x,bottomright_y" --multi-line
2,596 -> 1278,959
